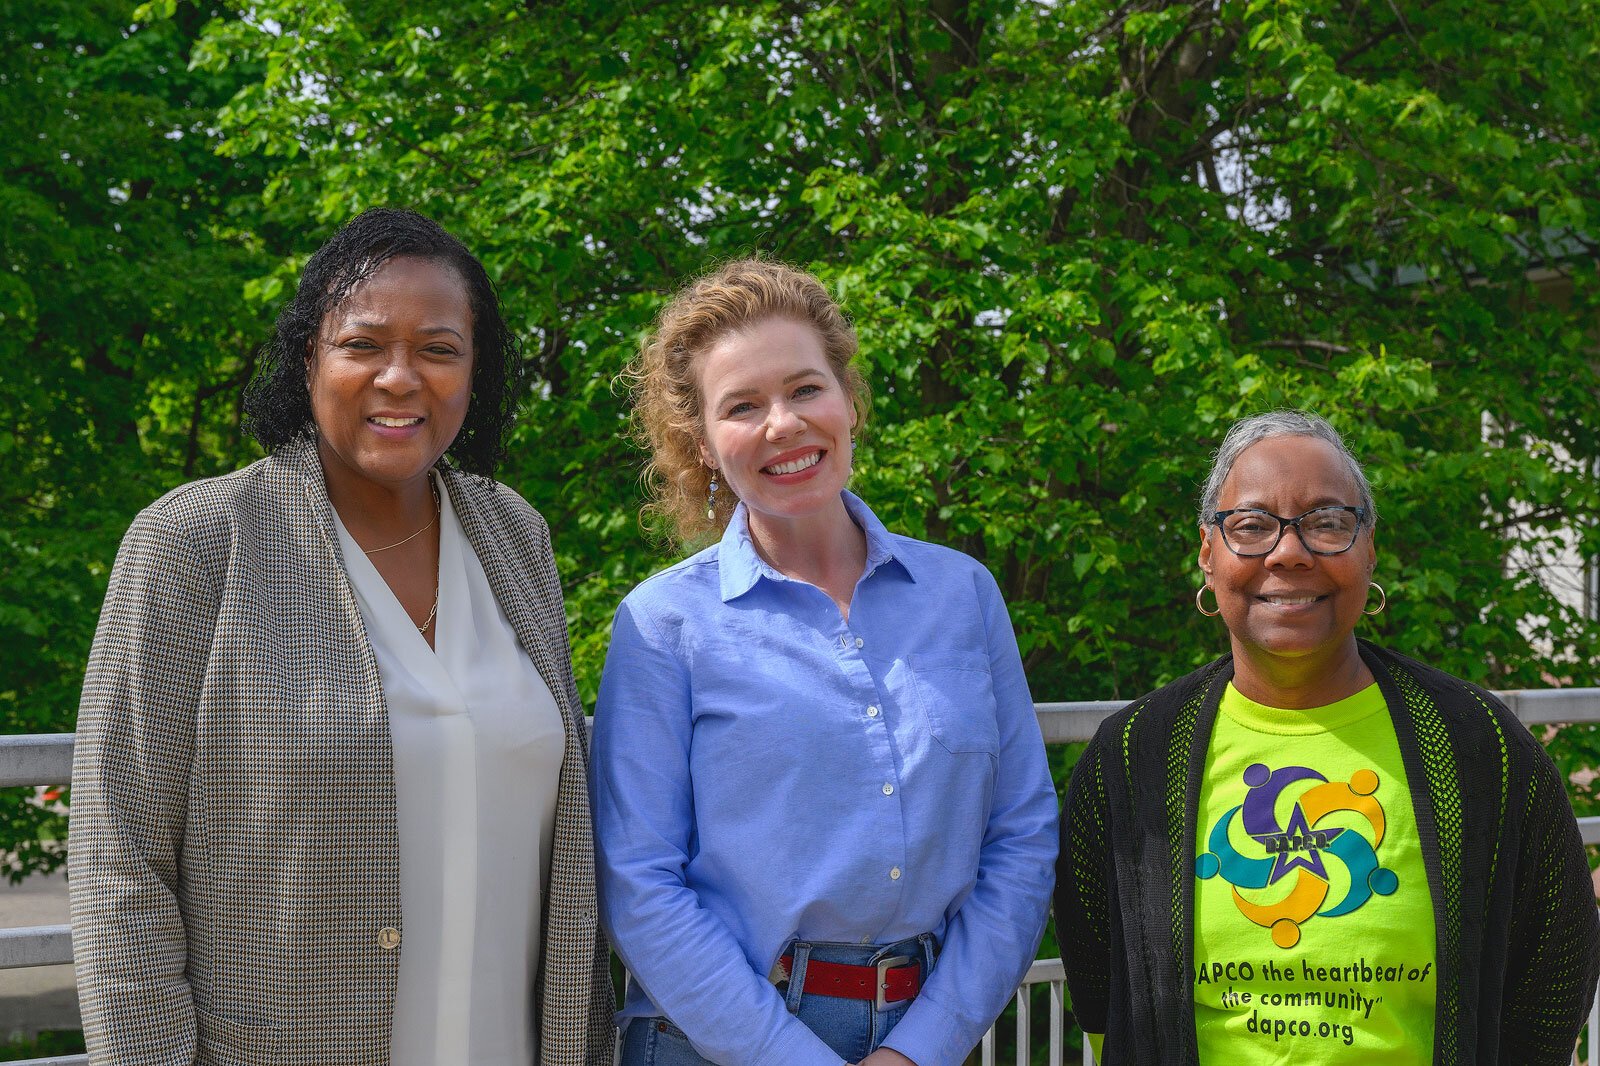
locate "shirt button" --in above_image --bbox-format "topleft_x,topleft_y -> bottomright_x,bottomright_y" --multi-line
378,927 -> 401,950
861,935 -> 871,944
882,782 -> 894,796
854,637 -> 865,649
867,705 -> 880,718
889,867 -> 901,880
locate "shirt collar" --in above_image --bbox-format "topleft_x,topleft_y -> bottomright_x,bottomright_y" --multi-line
717,490 -> 915,602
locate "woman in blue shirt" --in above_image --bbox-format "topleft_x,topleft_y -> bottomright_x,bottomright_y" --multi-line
591,259 -> 1059,1066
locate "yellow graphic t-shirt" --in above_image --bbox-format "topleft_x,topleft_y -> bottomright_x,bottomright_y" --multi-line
1192,682 -> 1436,1063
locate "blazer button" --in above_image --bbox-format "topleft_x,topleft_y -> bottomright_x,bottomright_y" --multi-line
378,927 -> 402,950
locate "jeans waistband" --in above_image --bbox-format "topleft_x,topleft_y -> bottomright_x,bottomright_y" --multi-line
781,933 -> 939,970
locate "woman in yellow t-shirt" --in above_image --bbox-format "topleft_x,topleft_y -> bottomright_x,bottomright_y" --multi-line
1057,410 -> 1598,1065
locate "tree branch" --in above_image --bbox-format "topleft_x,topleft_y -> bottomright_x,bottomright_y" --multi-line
1256,338 -> 1353,354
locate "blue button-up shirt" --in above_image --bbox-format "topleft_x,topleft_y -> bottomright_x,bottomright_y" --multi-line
591,493 -> 1059,1066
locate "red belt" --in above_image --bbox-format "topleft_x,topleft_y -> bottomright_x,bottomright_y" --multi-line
774,953 -> 921,1011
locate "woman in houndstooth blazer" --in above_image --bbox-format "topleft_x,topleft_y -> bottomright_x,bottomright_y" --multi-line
67,209 -> 615,1066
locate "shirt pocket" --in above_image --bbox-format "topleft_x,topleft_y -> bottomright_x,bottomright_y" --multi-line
906,652 -> 1001,756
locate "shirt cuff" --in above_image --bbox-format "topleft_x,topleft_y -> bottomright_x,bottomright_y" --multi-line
880,999 -> 969,1066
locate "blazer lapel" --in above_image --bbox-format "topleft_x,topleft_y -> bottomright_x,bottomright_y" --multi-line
284,435 -> 388,717
442,472 -> 577,731
438,471 -> 605,1066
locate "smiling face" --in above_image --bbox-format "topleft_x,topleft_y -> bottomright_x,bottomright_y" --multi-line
307,255 -> 475,494
695,316 -> 855,532
1199,434 -> 1377,669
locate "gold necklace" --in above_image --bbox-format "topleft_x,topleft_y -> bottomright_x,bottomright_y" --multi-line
417,585 -> 440,635
363,483 -> 441,555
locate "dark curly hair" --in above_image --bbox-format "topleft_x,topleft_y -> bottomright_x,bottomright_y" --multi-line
244,208 -> 522,475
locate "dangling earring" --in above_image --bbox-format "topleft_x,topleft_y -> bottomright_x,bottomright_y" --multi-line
706,474 -> 719,522
1195,585 -> 1221,617
1364,581 -> 1387,616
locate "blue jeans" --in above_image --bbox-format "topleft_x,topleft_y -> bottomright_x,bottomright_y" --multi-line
618,934 -> 938,1065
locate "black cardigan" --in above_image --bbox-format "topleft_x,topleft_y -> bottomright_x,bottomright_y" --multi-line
1055,641 -> 1599,1065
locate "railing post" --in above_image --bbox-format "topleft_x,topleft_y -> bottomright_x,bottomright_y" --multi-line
1589,984 -> 1598,1066
1015,985 -> 1031,1066
1048,979 -> 1064,1066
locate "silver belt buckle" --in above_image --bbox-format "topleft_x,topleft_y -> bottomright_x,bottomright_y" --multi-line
874,954 -> 914,1012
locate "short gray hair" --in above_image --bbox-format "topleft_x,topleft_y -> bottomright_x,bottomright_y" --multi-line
1198,410 -> 1377,528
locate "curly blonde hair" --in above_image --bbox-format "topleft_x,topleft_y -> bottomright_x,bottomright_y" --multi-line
627,258 -> 869,544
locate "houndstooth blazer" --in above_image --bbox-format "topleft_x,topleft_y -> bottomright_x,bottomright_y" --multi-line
67,437 -> 616,1066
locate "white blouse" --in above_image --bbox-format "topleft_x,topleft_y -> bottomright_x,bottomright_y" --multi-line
334,473 -> 565,1065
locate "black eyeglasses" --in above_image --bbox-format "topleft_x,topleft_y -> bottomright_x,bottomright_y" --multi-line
1210,506 -> 1368,557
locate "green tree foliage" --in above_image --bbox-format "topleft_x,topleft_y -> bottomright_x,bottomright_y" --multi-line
183,0 -> 1600,689
5,0 -> 1600,883
0,0 -> 279,878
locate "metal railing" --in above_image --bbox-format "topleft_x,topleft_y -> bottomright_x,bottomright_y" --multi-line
981,958 -> 1072,1065
6,688 -> 1600,1065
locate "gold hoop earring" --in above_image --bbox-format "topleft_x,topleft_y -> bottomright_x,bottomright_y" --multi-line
1196,585 -> 1221,617
1364,581 -> 1386,616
